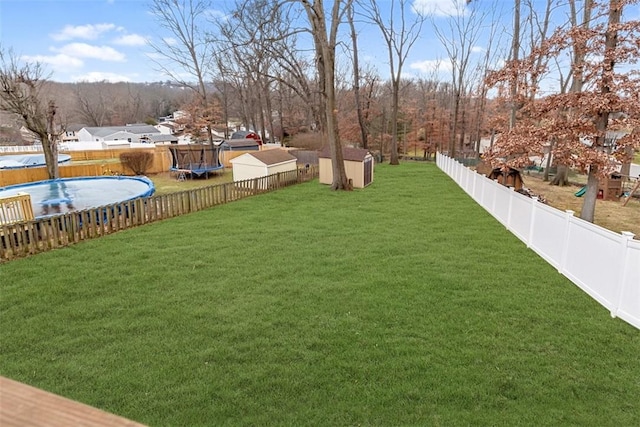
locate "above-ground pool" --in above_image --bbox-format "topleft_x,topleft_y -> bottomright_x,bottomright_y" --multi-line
0,154 -> 71,169
0,176 -> 155,218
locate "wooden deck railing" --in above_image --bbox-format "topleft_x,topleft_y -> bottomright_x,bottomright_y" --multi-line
0,166 -> 317,262
0,193 -> 34,226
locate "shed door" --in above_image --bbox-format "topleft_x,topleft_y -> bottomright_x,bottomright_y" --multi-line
363,157 -> 373,186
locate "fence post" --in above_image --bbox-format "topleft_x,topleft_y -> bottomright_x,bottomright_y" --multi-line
612,231 -> 636,319
558,210 -> 575,273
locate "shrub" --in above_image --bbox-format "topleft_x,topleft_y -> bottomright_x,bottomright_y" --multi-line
120,151 -> 154,175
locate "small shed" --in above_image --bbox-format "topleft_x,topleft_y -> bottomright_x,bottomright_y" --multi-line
220,139 -> 261,151
598,173 -> 622,201
318,147 -> 374,188
230,149 -> 297,185
487,167 -> 524,190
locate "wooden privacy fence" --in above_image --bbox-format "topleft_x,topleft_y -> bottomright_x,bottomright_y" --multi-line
0,166 -> 317,261
0,147 -> 283,187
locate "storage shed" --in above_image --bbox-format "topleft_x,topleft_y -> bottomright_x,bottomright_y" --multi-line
220,139 -> 261,151
487,167 -> 524,190
318,147 -> 374,188
230,149 -> 297,185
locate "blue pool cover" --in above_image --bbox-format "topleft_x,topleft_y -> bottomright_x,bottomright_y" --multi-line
0,176 -> 155,218
0,154 -> 71,169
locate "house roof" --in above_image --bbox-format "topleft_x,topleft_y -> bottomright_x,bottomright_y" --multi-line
318,146 -> 371,162
231,130 -> 259,139
222,139 -> 260,148
65,123 -> 85,132
82,125 -> 161,138
246,149 -> 297,165
148,134 -> 178,143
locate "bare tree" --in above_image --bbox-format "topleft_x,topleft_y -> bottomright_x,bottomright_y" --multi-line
347,3 -> 368,149
365,0 -> 425,164
148,0 -> 216,144
0,48 -> 62,179
73,82 -> 112,127
300,0 -> 352,190
434,1 -> 486,158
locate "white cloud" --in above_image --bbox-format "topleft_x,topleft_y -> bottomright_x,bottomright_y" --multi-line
410,59 -> 452,74
21,53 -> 84,69
205,9 -> 228,21
471,46 -> 485,53
163,37 -> 178,46
412,0 -> 468,17
71,71 -> 132,83
113,34 -> 148,46
51,23 -> 117,41
145,52 -> 165,61
52,43 -> 126,62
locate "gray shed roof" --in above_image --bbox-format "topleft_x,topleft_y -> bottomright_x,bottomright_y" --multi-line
247,149 -> 297,165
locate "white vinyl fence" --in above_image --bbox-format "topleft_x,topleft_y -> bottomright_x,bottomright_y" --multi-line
437,153 -> 640,330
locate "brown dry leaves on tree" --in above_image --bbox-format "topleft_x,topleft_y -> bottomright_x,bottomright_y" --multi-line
484,0 -> 640,178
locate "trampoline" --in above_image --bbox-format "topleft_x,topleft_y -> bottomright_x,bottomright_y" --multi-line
0,154 -> 71,169
0,176 -> 155,218
168,144 -> 224,178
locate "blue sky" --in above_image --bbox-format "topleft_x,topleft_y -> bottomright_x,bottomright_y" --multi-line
0,0 -> 508,83
0,0 -> 600,85
1,0 -> 177,82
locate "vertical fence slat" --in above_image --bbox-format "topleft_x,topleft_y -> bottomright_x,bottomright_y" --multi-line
1,166 -> 319,261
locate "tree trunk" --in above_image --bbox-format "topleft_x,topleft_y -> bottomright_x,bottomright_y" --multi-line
543,138 -> 554,181
449,92 -> 460,158
389,81 -> 400,165
551,164 -> 569,186
579,0 -> 621,222
348,5 -> 368,149
509,0 -> 521,130
581,166 -> 599,222
44,100 -> 59,179
303,0 -> 350,190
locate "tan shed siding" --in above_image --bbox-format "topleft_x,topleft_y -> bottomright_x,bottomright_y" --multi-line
319,157 -> 333,185
344,160 -> 363,188
319,155 -> 373,188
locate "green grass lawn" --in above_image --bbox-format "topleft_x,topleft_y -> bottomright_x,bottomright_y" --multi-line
149,170 -> 233,195
1,163 -> 638,426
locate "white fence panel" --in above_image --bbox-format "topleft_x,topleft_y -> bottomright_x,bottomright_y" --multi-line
492,184 -> 512,226
508,192 -> 534,243
478,176 -> 496,211
617,239 -> 640,328
563,221 -> 622,310
528,204 -> 569,269
436,152 -> 639,330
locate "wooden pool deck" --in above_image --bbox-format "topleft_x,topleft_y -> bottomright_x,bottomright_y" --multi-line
0,376 -> 146,427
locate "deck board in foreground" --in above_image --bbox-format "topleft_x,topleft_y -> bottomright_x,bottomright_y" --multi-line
0,376 -> 146,427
